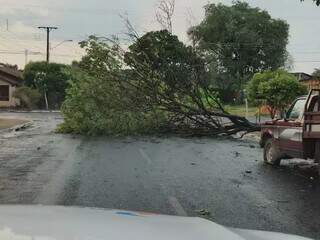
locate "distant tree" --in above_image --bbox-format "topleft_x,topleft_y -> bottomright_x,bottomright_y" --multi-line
24,62 -> 70,109
13,86 -> 41,110
246,70 -> 307,118
156,0 -> 175,33
312,68 -> 320,79
188,2 -> 289,101
0,63 -> 19,70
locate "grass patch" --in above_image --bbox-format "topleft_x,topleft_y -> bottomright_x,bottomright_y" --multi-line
225,105 -> 264,117
0,118 -> 29,130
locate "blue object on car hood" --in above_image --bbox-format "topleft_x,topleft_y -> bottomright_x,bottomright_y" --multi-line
0,205 -> 313,240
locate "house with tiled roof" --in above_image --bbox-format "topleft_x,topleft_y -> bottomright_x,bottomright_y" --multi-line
292,72 -> 320,90
0,65 -> 23,107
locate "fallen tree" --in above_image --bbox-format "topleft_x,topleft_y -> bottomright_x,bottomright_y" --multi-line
60,32 -> 259,136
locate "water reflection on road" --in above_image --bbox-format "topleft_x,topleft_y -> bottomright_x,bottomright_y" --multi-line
0,112 -> 319,239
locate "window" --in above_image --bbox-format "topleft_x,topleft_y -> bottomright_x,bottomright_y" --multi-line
286,99 -> 306,120
0,85 -> 9,101
308,96 -> 320,112
313,102 -> 319,112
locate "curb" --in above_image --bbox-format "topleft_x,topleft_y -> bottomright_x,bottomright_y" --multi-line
1,110 -> 61,113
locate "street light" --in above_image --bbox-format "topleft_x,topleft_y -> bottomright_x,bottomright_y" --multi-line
51,39 -> 73,50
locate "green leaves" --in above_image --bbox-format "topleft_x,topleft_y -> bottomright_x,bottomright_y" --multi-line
13,86 -> 41,110
60,30 -> 254,136
60,38 -> 169,136
23,62 -> 71,109
312,68 -> 320,79
124,30 -> 208,97
189,2 -> 289,96
246,70 -> 307,118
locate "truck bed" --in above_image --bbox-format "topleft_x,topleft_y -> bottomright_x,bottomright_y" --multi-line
303,111 -> 320,138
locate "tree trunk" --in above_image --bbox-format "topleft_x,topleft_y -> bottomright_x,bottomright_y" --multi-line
44,91 -> 49,110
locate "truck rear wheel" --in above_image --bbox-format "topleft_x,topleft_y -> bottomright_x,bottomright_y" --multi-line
264,138 -> 282,166
315,141 -> 320,175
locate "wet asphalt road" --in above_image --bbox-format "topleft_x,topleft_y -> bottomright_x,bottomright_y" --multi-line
0,112 -> 319,239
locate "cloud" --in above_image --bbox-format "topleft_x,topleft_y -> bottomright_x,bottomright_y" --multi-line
0,0 -> 318,73
9,21 -> 37,34
131,0 -> 207,43
0,0 -> 49,18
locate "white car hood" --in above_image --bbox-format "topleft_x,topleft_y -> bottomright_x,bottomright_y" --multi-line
0,206 -> 312,240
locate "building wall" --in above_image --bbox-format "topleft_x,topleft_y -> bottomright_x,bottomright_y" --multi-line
0,79 -> 18,107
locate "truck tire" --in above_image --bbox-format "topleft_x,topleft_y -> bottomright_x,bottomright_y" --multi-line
315,141 -> 320,176
315,141 -> 320,163
263,138 -> 282,166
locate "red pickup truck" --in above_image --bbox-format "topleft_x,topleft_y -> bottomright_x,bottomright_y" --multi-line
260,89 -> 320,174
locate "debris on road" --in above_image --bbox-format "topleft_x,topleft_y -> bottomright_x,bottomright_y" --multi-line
195,209 -> 211,216
245,170 -> 252,174
233,151 -> 240,157
0,118 -> 29,131
14,122 -> 32,132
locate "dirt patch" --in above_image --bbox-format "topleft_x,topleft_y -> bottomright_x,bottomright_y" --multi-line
0,118 -> 29,130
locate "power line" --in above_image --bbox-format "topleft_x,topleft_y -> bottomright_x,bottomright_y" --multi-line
0,28 -> 44,41
4,4 -> 162,16
0,50 -> 80,57
0,32 -> 43,53
0,3 -> 201,20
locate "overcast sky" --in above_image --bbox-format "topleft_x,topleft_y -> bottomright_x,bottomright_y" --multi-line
0,0 -> 319,73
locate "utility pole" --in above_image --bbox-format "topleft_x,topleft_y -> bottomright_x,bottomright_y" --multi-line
38,26 -> 58,63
